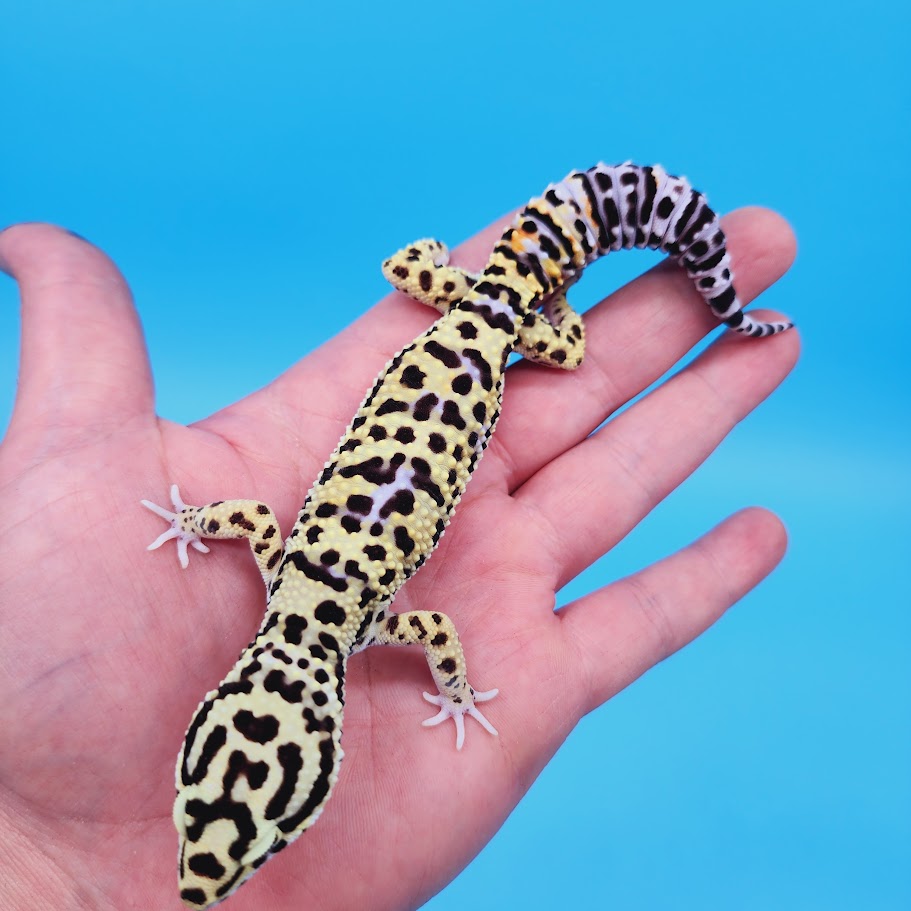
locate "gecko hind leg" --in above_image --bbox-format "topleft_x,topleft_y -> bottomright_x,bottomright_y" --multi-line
141,484 -> 284,588
371,609 -> 498,750
383,238 -> 585,369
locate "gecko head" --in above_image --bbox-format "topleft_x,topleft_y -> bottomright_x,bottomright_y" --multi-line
174,787 -> 286,908
172,676 -> 345,907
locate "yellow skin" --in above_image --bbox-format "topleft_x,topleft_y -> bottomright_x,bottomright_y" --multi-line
0,206 -> 797,911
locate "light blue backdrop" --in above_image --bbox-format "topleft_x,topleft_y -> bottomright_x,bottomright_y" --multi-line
2,2 -> 908,908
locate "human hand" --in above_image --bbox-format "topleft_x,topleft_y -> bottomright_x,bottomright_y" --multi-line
0,208 -> 797,910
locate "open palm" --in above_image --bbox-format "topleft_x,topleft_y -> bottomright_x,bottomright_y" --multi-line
0,209 -> 798,910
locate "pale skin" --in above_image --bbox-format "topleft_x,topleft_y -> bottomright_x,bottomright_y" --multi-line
0,208 -> 799,911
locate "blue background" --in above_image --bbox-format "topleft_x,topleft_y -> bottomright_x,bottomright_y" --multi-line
2,2 -> 908,908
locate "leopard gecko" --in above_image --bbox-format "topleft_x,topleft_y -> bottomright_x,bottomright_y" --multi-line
142,162 -> 793,908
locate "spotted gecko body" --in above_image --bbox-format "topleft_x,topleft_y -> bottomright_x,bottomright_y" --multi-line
143,162 -> 792,908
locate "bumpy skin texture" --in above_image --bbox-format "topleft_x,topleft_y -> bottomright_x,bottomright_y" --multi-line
143,162 -> 793,909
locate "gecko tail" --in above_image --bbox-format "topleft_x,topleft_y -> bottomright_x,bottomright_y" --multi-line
723,308 -> 794,337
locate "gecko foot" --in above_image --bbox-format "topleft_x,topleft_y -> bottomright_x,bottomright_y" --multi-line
141,484 -> 209,569
422,687 -> 499,750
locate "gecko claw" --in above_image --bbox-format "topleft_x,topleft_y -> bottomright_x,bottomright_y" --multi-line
141,484 -> 207,569
421,688 -> 499,750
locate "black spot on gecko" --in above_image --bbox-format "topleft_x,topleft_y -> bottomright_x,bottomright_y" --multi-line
341,515 -> 362,533
262,613 -> 279,636
346,494 -> 373,515
380,488 -> 415,518
473,402 -> 486,423
364,544 -> 386,561
419,269 -> 433,291
223,749 -> 269,791
656,195 -> 674,219
401,364 -> 426,389
375,398 -> 409,417
312,690 -> 328,707
283,614 -> 308,645
180,888 -> 208,906
386,614 -> 399,633
233,710 -> 280,744
440,400 -> 466,429
315,503 -> 337,518
183,723 -> 227,786
438,657 -> 457,674
413,393 -> 439,422
345,559 -> 369,583
285,552 -> 348,592
184,792 -> 257,863
379,568 -> 396,586
309,645 -> 327,661
188,852 -> 226,880
217,679 -> 254,699
264,742 -> 304,821
320,549 -> 340,565
424,340 -> 462,368
409,615 -> 428,639
306,526 -> 322,544
709,285 -> 736,314
229,512 -> 255,532
451,374 -> 472,395
278,736 -> 336,835
263,669 -> 305,704
340,452 -> 406,486
314,601 -> 346,626
319,632 -> 341,652
463,349 -> 493,390
457,321 -> 478,339
394,426 -> 415,444
303,706 -> 335,734
206,519 -> 220,533
394,526 -> 415,556
431,632 -> 448,646
368,425 -> 387,441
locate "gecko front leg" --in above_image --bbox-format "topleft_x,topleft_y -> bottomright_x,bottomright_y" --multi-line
141,484 -> 283,587
372,610 -> 498,750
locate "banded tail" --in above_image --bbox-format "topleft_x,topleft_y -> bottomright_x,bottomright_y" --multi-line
485,161 -> 793,340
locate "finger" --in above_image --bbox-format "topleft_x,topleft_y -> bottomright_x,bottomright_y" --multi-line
559,507 -> 787,716
489,207 -> 797,492
0,223 -> 153,441
517,309 -> 799,588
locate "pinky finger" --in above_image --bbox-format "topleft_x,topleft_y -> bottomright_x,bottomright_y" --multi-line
559,507 -> 788,717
